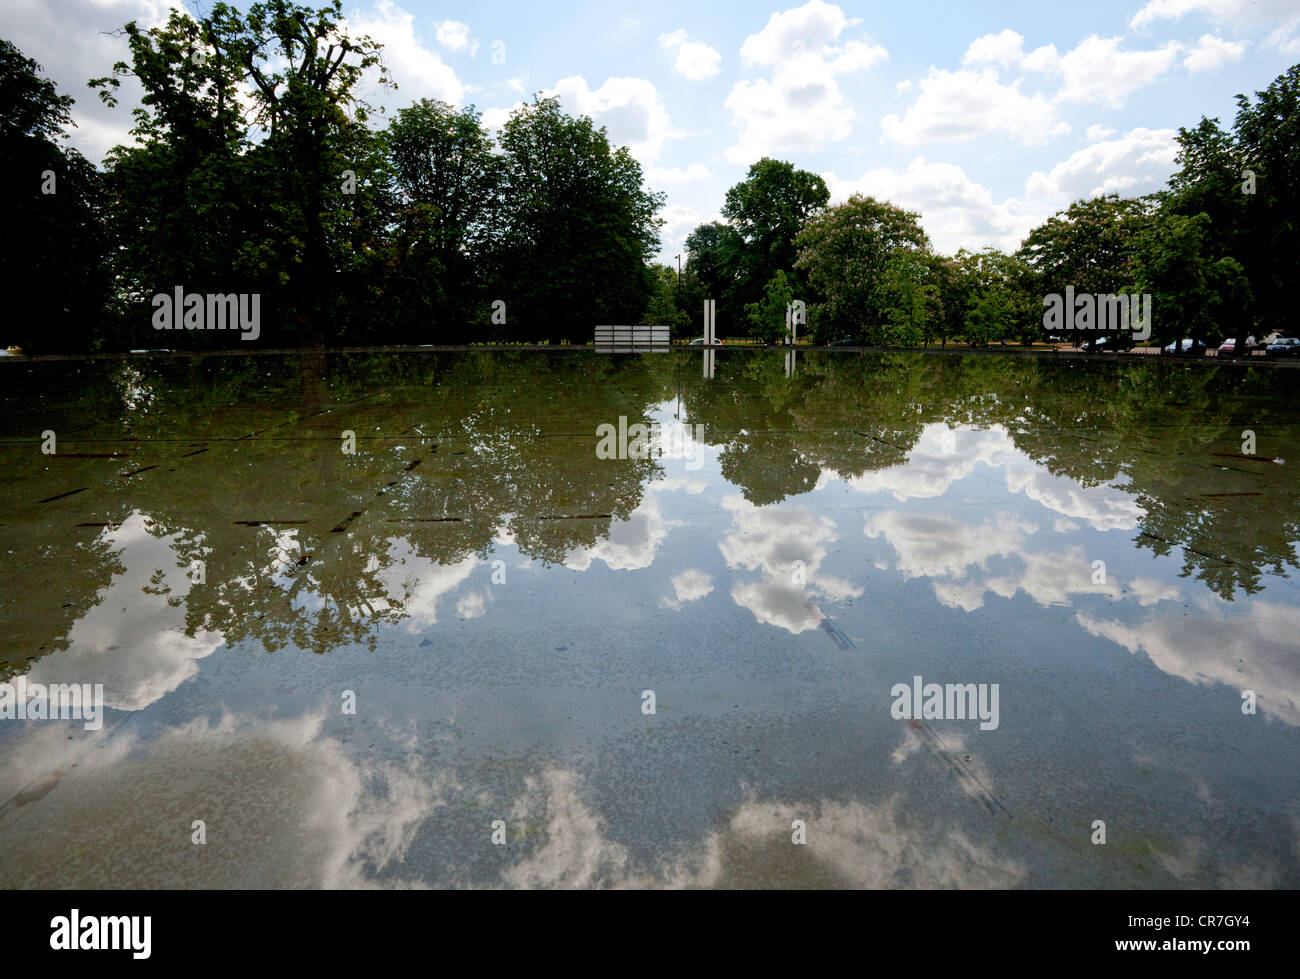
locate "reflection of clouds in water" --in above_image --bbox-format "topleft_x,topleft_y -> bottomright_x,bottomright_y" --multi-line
845,425 -> 1013,501
0,710 -> 443,888
891,723 -> 1002,812
379,538 -> 479,631
1005,465 -> 1142,532
864,510 -> 1175,612
563,496 -> 679,572
866,511 -> 1035,581
1077,599 -> 1300,726
843,424 -> 1143,531
498,768 -> 1024,889
27,512 -> 222,712
719,496 -> 862,634
660,568 -> 714,610
455,591 -> 487,619
650,475 -> 709,494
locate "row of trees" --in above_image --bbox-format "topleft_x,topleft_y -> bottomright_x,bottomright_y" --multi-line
3,0 -> 664,352
679,64 -> 1299,351
3,0 -> 1296,353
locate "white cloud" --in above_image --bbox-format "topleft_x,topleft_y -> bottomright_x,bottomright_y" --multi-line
1056,35 -> 1181,107
659,29 -> 723,81
482,74 -> 683,163
739,0 -> 860,65
455,591 -> 487,619
646,163 -> 712,184
962,29 -> 1059,72
725,0 -> 887,164
661,568 -> 714,609
881,68 -> 1068,146
865,510 -> 1035,584
1025,127 -> 1178,201
1077,598 -> 1300,726
824,159 -> 1041,254
27,512 -> 222,712
433,19 -> 478,57
1182,33 -> 1247,71
0,0 -> 172,162
1085,124 -> 1116,141
656,202 -> 714,258
564,497 -> 679,572
829,126 -> 1176,254
1131,0 -> 1300,31
347,1 -> 465,105
548,75 -> 683,163
719,495 -> 862,634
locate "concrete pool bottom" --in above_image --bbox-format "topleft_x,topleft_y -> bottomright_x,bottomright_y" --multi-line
0,350 -> 1297,888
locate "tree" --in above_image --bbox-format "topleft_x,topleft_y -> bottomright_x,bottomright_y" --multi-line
491,95 -> 664,343
720,158 -> 828,332
794,195 -> 929,343
385,99 -> 501,341
1134,211 -> 1251,347
1163,65 -> 1300,345
878,249 -> 941,347
642,264 -> 690,335
744,270 -> 796,343
683,221 -> 741,335
1018,195 -> 1151,345
90,0 -> 392,347
0,39 -> 110,353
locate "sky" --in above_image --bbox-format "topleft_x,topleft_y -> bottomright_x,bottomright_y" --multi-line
4,0 -> 1299,263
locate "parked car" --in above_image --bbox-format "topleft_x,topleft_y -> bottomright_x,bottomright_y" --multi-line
1217,336 -> 1256,357
1082,335 -> 1134,353
1163,338 -> 1207,356
1265,337 -> 1300,358
827,336 -> 862,347
688,337 -> 723,345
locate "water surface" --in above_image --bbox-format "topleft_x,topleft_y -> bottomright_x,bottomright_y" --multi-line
1,349 -> 1297,888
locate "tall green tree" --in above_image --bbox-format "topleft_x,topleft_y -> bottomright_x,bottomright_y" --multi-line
744,269 -> 796,343
385,99 -> 500,341
720,158 -> 828,331
794,194 -> 929,343
641,263 -> 690,335
0,39 -> 109,353
491,95 -> 663,343
90,0 -> 391,347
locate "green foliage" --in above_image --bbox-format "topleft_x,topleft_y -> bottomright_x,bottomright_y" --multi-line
879,249 -> 941,347
642,264 -> 690,334
744,270 -> 796,343
794,194 -> 930,343
1017,195 -> 1151,298
384,99 -> 498,341
0,39 -> 110,353
492,96 -> 664,343
4,22 -> 1298,353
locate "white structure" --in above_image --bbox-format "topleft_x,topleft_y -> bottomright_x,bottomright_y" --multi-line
594,324 -> 671,352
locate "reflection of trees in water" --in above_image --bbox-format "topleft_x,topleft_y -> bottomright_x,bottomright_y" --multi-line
678,351 -> 1300,598
4,352 -> 667,659
3,350 -> 1298,668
